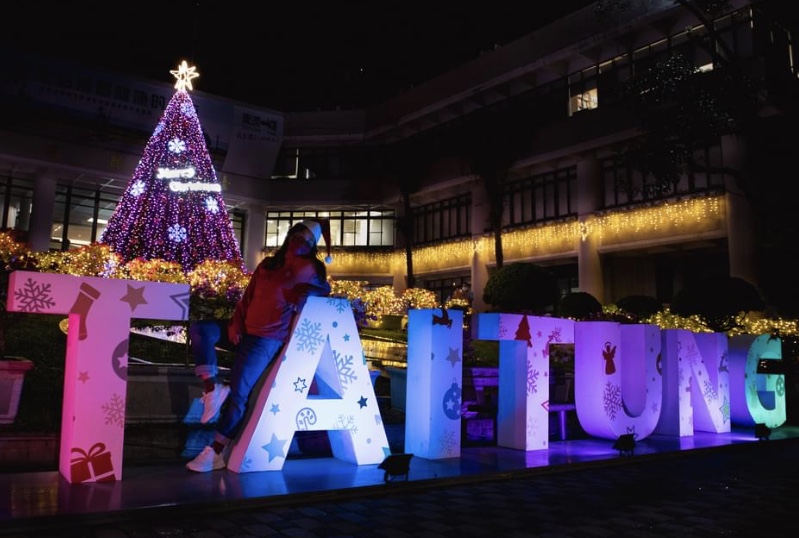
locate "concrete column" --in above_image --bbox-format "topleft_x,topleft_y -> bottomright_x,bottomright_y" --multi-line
470,244 -> 489,313
28,174 -> 57,252
721,134 -> 758,288
576,155 -> 604,304
392,255 -> 408,295
243,206 -> 265,272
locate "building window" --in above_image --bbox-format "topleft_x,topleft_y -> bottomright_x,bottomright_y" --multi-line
264,209 -> 395,249
504,167 -> 576,227
272,147 -> 300,179
412,194 -> 471,245
569,88 -> 598,114
47,183 -> 245,253
0,175 -> 34,232
568,66 -> 599,116
600,144 -> 724,209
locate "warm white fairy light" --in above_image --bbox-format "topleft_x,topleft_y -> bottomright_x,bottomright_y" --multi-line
579,221 -> 589,242
268,194 -> 725,275
412,240 -> 474,271
595,195 -> 723,242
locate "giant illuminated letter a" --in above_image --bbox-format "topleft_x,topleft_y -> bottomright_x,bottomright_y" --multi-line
227,296 -> 390,472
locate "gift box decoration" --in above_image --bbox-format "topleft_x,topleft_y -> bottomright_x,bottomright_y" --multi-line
70,443 -> 116,483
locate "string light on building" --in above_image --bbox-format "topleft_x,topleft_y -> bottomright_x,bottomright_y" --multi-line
595,195 -> 723,242
264,194 -> 725,275
579,220 -> 589,242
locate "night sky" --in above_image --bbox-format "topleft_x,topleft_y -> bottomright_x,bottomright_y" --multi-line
5,1 -> 595,111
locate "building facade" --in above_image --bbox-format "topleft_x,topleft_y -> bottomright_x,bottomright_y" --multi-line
1,0 -> 796,312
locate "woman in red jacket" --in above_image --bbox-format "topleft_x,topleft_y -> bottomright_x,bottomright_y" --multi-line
187,219 -> 331,472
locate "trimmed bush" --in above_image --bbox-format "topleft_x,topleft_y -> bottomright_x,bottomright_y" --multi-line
555,292 -> 602,320
483,263 -> 559,314
671,276 -> 765,332
616,295 -> 663,322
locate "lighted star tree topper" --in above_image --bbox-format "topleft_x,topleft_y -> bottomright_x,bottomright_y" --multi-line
100,61 -> 242,272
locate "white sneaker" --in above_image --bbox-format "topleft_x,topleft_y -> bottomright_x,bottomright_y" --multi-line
186,446 -> 225,472
200,384 -> 230,424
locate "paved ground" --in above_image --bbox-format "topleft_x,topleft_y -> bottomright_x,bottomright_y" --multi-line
3,436 -> 798,538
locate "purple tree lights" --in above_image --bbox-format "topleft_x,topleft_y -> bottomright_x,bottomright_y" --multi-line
100,61 -> 242,272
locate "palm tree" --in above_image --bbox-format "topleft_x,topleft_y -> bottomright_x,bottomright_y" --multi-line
383,139 -> 435,289
460,104 -> 532,269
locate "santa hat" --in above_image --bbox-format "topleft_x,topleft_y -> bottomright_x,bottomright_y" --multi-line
297,218 -> 333,264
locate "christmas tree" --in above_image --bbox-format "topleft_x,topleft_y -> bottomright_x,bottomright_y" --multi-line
100,61 -> 242,272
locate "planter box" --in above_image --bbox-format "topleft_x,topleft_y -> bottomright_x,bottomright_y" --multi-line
462,366 -> 499,408
0,357 -> 34,425
385,366 -> 407,412
380,315 -> 406,331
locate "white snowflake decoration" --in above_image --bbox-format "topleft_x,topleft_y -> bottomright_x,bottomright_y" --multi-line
205,197 -> 219,213
293,318 -> 325,353
181,102 -> 195,117
130,180 -> 145,197
168,138 -> 186,154
168,223 -> 187,243
332,350 -> 357,389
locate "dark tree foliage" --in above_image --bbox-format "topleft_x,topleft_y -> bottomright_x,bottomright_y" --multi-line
482,262 -> 559,314
597,0 -> 799,318
555,292 -> 603,320
0,230 -> 38,358
616,295 -> 664,322
670,276 -> 765,332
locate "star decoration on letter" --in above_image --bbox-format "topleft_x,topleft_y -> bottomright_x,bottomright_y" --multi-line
293,377 -> 308,393
170,60 -> 199,91
357,396 -> 368,408
121,284 -> 147,311
720,396 -> 730,422
270,403 -> 280,415
262,433 -> 287,462
446,347 -> 461,367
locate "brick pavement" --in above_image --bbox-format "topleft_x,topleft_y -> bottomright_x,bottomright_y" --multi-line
3,436 -> 798,537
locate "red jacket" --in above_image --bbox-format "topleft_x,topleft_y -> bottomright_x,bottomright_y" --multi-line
229,256 -> 330,342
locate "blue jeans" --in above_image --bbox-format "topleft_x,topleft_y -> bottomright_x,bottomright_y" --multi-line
214,335 -> 283,445
189,320 -> 223,379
